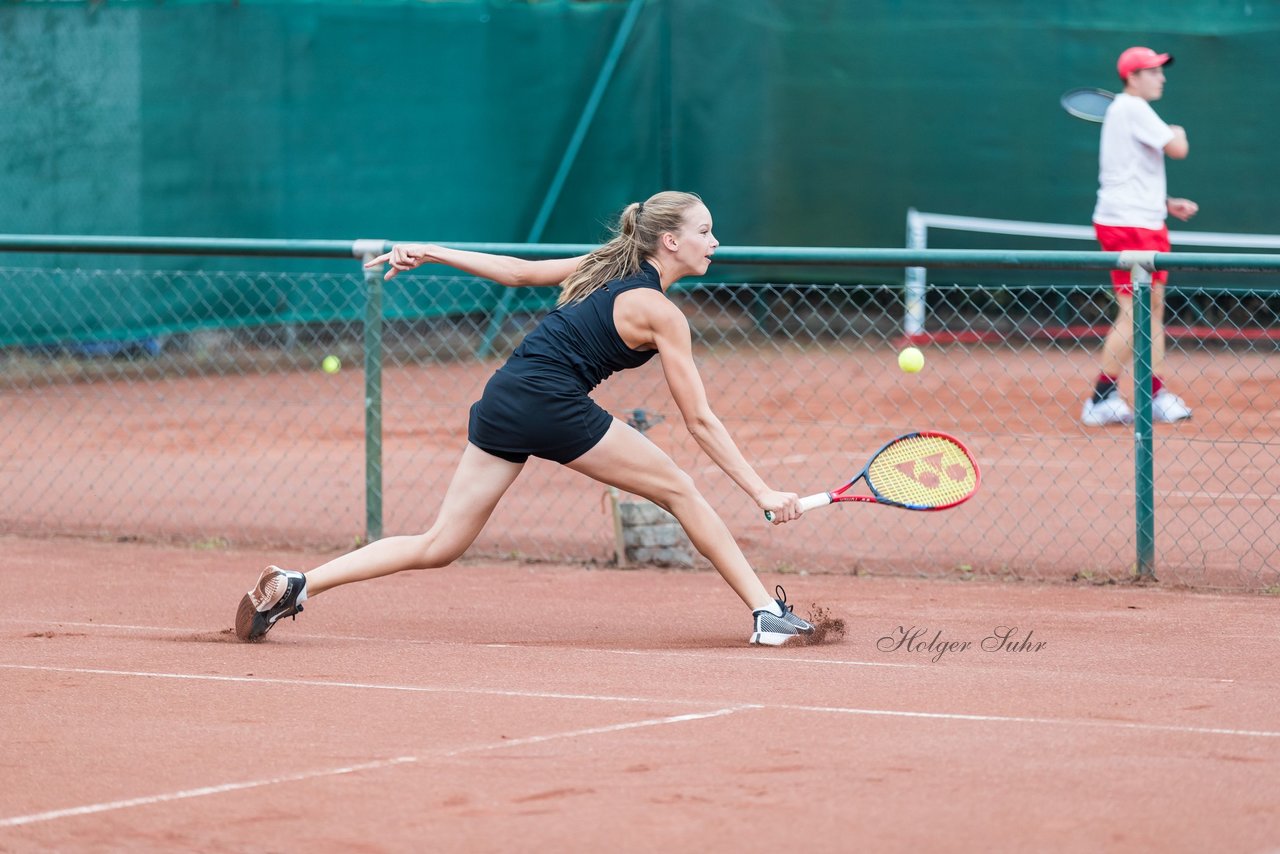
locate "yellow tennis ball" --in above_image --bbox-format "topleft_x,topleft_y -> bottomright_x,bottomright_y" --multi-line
321,355 -> 341,374
898,346 -> 924,373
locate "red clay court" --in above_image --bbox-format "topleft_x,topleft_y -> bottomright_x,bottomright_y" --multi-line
2,534 -> 1277,852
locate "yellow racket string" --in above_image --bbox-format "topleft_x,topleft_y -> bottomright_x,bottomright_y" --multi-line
866,435 -> 977,507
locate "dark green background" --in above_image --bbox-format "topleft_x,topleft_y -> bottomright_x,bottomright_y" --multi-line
3,0 -> 1275,249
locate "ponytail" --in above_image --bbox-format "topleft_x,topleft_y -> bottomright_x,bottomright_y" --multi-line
557,191 -> 702,306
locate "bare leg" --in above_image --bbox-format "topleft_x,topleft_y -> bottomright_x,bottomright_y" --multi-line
1150,286 -> 1167,377
304,444 -> 524,596
1099,294 -> 1134,378
566,419 -> 774,611
1099,291 -> 1167,382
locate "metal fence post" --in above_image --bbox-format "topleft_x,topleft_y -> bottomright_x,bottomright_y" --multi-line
355,240 -> 388,542
1121,250 -> 1157,579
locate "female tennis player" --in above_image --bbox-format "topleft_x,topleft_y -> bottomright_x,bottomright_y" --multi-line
235,191 -> 814,646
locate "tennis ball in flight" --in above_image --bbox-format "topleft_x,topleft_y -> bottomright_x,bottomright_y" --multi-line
321,355 -> 341,374
898,346 -> 924,373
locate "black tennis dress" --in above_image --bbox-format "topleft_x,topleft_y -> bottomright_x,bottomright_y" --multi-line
467,262 -> 663,464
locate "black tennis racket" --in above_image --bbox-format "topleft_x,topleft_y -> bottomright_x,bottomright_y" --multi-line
1060,88 -> 1114,123
765,432 -> 980,521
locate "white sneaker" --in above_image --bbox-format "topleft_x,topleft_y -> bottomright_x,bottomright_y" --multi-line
235,566 -> 307,641
1152,390 -> 1192,423
1081,394 -> 1133,427
749,586 -> 815,646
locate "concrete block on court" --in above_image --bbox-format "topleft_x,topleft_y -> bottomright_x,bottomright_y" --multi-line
609,493 -> 695,568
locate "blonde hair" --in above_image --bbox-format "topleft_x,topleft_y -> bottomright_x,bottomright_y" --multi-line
557,191 -> 703,306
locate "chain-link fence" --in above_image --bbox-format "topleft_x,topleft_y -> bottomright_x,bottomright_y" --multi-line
2,245 -> 1278,592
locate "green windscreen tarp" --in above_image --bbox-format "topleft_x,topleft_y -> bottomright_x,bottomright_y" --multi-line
2,0 -> 1277,342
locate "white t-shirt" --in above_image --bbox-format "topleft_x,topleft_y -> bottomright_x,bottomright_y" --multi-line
1092,93 -> 1176,229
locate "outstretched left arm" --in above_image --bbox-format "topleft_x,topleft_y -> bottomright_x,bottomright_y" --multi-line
364,243 -> 587,286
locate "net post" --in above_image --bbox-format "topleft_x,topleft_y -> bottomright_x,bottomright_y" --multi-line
904,208 -> 927,338
1120,250 -> 1157,579
354,239 -> 388,543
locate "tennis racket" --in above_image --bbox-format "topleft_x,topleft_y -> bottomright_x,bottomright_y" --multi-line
1060,87 -> 1114,123
765,431 -> 979,521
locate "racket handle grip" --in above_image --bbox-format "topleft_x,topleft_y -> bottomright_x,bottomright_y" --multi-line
764,492 -> 833,522
798,492 -> 834,512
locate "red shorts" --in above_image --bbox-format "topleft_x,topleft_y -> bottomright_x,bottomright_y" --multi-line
1093,223 -> 1170,294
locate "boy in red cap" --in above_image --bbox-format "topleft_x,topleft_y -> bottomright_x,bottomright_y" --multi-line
1083,46 -> 1199,427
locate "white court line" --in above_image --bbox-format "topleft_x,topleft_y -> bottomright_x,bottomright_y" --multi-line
3,663 -> 1277,740
0,757 -> 417,829
0,707 -> 745,829
442,706 -> 746,756
584,646 -> 928,670
0,617 -> 1264,676
0,664 -> 705,707
0,618 -> 933,670
1,618 -> 1260,680
6,619 -> 1268,686
777,704 -> 1280,739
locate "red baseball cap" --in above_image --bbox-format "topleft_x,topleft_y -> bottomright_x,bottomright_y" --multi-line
1117,46 -> 1173,81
